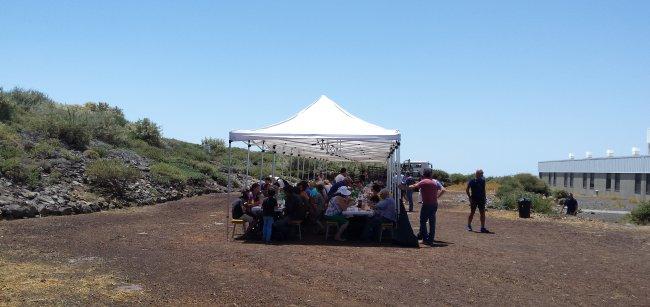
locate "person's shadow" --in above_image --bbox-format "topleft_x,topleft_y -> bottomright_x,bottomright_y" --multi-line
429,240 -> 453,247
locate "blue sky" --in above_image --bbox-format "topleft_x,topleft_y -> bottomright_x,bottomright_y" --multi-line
1,1 -> 649,175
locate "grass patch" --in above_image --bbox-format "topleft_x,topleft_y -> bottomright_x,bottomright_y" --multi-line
86,159 -> 141,195
630,201 -> 650,225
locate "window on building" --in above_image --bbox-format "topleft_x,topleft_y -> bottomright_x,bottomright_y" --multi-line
563,173 -> 568,187
614,173 -> 621,192
553,173 -> 557,186
646,174 -> 650,195
548,173 -> 552,185
589,173 -> 595,189
583,173 -> 587,189
635,174 -> 642,194
570,173 -> 574,188
606,173 -> 612,191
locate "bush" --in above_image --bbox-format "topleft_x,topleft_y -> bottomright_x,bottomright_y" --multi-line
552,189 -> 570,200
150,162 -> 206,187
630,201 -> 650,225
0,157 -> 41,188
0,95 -> 16,122
431,169 -> 451,186
450,173 -> 471,185
84,102 -> 128,145
0,123 -> 23,159
30,139 -> 61,159
86,159 -> 141,195
513,173 -> 550,195
127,139 -> 168,162
130,118 -> 162,147
201,137 -> 226,155
83,149 -> 100,159
495,191 -> 554,214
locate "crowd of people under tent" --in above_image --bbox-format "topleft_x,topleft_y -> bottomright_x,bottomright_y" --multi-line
230,166 -> 493,245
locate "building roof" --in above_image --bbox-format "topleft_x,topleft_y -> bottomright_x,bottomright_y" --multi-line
538,155 -> 650,173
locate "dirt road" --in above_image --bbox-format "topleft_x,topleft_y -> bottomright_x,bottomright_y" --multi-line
1,192 -> 649,305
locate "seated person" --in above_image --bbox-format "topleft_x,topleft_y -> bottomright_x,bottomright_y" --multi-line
248,182 -> 262,206
565,193 -> 578,215
261,177 -> 273,197
327,177 -> 352,199
361,188 -> 397,241
368,183 -> 382,204
324,186 -> 352,241
232,190 -> 254,228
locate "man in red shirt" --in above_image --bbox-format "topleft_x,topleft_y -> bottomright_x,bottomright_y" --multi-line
402,168 -> 445,245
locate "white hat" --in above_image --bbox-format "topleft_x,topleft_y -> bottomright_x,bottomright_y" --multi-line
336,186 -> 352,196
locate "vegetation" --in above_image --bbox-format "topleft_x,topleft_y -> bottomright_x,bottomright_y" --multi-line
495,173 -> 554,214
431,169 -> 451,186
629,201 -> 650,225
86,159 -> 141,195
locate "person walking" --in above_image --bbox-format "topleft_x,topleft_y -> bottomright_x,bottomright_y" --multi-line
261,188 -> 277,243
466,169 -> 490,233
402,168 -> 445,245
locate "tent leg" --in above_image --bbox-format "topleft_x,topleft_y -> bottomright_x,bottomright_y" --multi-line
245,141 -> 251,189
226,141 -> 233,241
272,146 -> 276,178
396,145 -> 401,223
260,149 -> 264,180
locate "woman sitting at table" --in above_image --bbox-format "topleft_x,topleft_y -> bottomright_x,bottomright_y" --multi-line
248,182 -> 262,206
325,186 -> 353,241
361,188 -> 397,241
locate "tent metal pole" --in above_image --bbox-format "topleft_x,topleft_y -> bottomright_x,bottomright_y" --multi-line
226,140 -> 233,241
272,145 -> 276,178
245,141 -> 251,189
288,155 -> 292,178
260,141 -> 264,180
396,145 -> 401,222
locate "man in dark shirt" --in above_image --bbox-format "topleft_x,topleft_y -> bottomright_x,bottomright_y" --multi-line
466,169 -> 489,233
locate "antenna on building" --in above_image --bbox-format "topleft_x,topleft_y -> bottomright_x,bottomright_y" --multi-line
632,147 -> 640,156
568,153 -> 575,159
606,149 -> 614,158
586,151 -> 592,159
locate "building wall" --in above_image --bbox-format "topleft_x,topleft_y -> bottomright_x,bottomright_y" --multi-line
540,172 -> 648,201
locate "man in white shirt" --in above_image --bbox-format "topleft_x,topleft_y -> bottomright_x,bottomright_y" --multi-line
334,168 -> 347,183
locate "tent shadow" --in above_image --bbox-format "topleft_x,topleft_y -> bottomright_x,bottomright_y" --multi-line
238,236 -> 420,248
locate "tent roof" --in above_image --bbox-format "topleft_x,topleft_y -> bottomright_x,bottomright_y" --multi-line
229,95 -> 400,162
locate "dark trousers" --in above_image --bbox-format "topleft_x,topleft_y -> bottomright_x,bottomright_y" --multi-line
420,204 -> 438,243
406,190 -> 414,211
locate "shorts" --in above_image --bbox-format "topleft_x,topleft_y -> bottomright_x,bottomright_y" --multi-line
325,214 -> 348,226
470,199 -> 486,211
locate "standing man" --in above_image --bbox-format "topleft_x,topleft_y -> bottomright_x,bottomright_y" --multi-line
334,168 -> 347,183
401,172 -> 416,212
466,169 -> 489,233
402,168 -> 445,245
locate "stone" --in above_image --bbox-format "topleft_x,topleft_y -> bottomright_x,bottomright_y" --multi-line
40,204 -> 61,216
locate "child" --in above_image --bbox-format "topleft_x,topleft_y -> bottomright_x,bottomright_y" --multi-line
262,188 -> 277,243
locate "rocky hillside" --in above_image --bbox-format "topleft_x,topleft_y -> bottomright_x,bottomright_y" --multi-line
0,88 -> 258,220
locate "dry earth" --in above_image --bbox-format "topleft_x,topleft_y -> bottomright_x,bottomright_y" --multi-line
1,192 -> 649,306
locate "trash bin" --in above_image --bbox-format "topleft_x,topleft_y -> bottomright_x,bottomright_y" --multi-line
517,198 -> 531,218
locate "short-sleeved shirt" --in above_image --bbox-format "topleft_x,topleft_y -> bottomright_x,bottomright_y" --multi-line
414,178 -> 443,205
335,174 -> 346,183
375,197 -> 397,222
467,177 -> 486,201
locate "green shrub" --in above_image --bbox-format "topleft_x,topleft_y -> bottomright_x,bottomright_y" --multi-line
450,173 -> 471,185
495,191 -> 554,214
630,201 -> 650,225
431,169 -> 451,186
83,149 -> 100,159
0,157 -> 41,188
0,95 -> 16,122
130,118 -> 162,147
0,123 -> 23,159
86,159 -> 141,195
84,102 -> 128,145
30,139 -> 61,159
127,139 -> 167,161
201,137 -> 226,155
513,173 -> 550,195
150,162 -> 207,186
552,189 -> 570,200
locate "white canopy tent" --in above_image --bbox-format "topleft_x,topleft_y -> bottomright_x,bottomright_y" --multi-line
226,95 -> 403,239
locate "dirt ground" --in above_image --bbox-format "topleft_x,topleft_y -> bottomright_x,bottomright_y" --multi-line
1,192 -> 649,306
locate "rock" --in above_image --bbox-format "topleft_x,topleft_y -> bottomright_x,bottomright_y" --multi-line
1,204 -> 36,219
40,204 -> 61,216
22,191 -> 39,199
88,202 -> 102,212
58,206 -> 73,215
